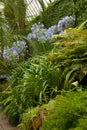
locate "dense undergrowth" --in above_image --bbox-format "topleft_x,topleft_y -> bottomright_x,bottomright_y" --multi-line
0,1 -> 87,129
40,91 -> 87,130
0,20 -> 87,130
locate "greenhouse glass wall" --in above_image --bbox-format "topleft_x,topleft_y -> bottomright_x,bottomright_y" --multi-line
25,0 -> 55,20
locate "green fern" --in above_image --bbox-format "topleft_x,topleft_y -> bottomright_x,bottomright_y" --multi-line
41,91 -> 87,130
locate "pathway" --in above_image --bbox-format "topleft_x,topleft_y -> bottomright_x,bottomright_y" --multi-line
0,107 -> 19,130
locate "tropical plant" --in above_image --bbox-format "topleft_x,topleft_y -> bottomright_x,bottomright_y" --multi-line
11,55 -> 60,109
1,0 -> 27,34
0,13 -> 12,58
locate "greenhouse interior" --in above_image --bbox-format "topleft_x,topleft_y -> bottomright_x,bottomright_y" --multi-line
0,0 -> 87,130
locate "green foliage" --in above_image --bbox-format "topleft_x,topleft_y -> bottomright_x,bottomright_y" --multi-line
0,6 -> 30,75
11,56 -> 60,109
0,87 -> 23,125
29,39 -> 53,56
7,101 -> 21,125
0,55 -> 60,125
69,119 -> 87,130
47,27 -> 87,90
0,14 -> 14,74
0,14 -> 13,56
0,22 -> 87,127
74,0 -> 87,26
42,0 -> 74,28
2,0 -> 27,34
29,0 -> 87,28
18,106 -> 40,130
41,91 -> 87,130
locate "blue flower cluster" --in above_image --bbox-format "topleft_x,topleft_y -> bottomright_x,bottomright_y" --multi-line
28,16 -> 75,42
1,16 -> 75,62
28,22 -> 57,43
3,40 -> 27,61
57,16 -> 75,34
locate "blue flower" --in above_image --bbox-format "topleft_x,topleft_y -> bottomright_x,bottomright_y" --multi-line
57,16 -> 75,34
3,40 -> 27,61
28,23 -> 58,43
46,25 -> 57,37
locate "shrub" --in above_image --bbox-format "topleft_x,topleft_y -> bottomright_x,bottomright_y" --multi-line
41,91 -> 87,130
11,56 -> 60,109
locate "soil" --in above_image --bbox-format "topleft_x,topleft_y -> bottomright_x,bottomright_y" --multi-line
0,107 -> 19,130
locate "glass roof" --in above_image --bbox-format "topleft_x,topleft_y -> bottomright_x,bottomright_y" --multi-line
25,0 -> 55,20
